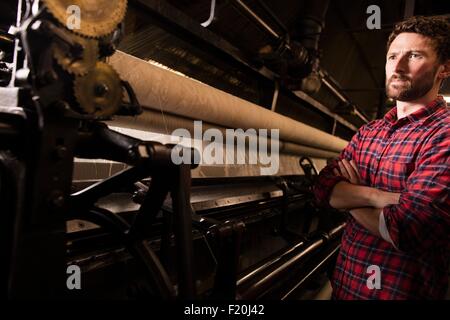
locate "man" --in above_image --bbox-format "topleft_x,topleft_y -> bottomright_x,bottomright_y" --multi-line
314,16 -> 449,299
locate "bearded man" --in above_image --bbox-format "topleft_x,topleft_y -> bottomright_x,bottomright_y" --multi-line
314,15 -> 450,299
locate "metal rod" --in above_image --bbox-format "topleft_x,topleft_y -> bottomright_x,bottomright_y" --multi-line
237,239 -> 306,286
256,0 -> 288,34
237,238 -> 323,299
236,223 -> 345,299
9,0 -> 22,87
292,90 -> 359,132
353,107 -> 370,124
270,80 -> 279,111
71,166 -> 146,209
320,74 -> 370,124
171,164 -> 196,299
281,244 -> 340,299
321,76 -> 347,103
232,0 -> 281,40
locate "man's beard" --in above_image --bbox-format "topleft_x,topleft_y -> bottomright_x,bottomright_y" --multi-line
385,66 -> 438,101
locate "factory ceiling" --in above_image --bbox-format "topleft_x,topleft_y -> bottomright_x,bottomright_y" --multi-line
1,0 -> 448,138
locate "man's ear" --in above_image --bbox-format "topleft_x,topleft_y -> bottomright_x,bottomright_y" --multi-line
437,60 -> 450,79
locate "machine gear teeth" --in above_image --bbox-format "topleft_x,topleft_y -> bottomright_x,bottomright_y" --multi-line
73,62 -> 122,117
42,0 -> 127,39
52,30 -> 98,76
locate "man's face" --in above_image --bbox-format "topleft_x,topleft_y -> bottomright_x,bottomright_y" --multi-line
385,32 -> 441,101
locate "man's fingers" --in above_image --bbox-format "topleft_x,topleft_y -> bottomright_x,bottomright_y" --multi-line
341,159 -> 357,182
333,168 -> 340,176
338,161 -> 350,180
391,192 -> 401,205
377,191 -> 402,208
349,159 -> 362,180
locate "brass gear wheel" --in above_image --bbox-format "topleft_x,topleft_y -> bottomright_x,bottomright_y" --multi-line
73,62 -> 122,117
42,0 -> 127,38
52,30 -> 98,75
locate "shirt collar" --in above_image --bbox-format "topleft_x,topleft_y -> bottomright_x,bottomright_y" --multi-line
383,96 -> 447,125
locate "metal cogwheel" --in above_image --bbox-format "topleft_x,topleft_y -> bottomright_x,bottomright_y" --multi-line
73,62 -> 122,117
42,0 -> 127,38
52,30 -> 98,75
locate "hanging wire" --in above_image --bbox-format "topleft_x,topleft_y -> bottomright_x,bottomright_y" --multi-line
201,0 -> 216,27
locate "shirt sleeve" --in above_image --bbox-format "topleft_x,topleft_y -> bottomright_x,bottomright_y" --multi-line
313,128 -> 362,208
381,128 -> 450,255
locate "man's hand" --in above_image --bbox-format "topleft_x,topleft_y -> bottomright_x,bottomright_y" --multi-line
349,207 -> 382,237
333,159 -> 362,185
370,189 -> 401,208
330,158 -> 401,209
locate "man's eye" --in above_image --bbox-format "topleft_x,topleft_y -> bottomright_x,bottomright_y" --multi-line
387,55 -> 396,60
409,53 -> 422,59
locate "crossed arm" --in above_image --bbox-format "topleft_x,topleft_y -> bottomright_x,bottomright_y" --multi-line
329,159 -> 400,237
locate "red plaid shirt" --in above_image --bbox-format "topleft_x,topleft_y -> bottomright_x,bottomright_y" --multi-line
314,97 -> 450,299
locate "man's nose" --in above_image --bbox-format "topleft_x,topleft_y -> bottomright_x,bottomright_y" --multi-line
393,54 -> 408,73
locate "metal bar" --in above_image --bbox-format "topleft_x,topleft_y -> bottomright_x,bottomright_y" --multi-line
281,243 -> 340,299
270,80 -> 279,111
237,239 -> 305,286
211,220 -> 245,299
321,74 -> 370,124
236,223 -> 345,299
232,0 -> 281,40
9,114 -> 78,299
3,151 -> 25,298
9,0 -> 22,87
132,239 -> 176,299
171,164 -> 196,299
132,172 -> 170,235
70,166 -> 146,211
237,238 -> 323,299
331,118 -> 337,135
292,90 -> 359,132
321,76 -> 347,102
353,107 -> 370,124
255,0 -> 289,34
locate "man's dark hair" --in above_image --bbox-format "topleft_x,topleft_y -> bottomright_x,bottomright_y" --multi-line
387,15 -> 450,63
